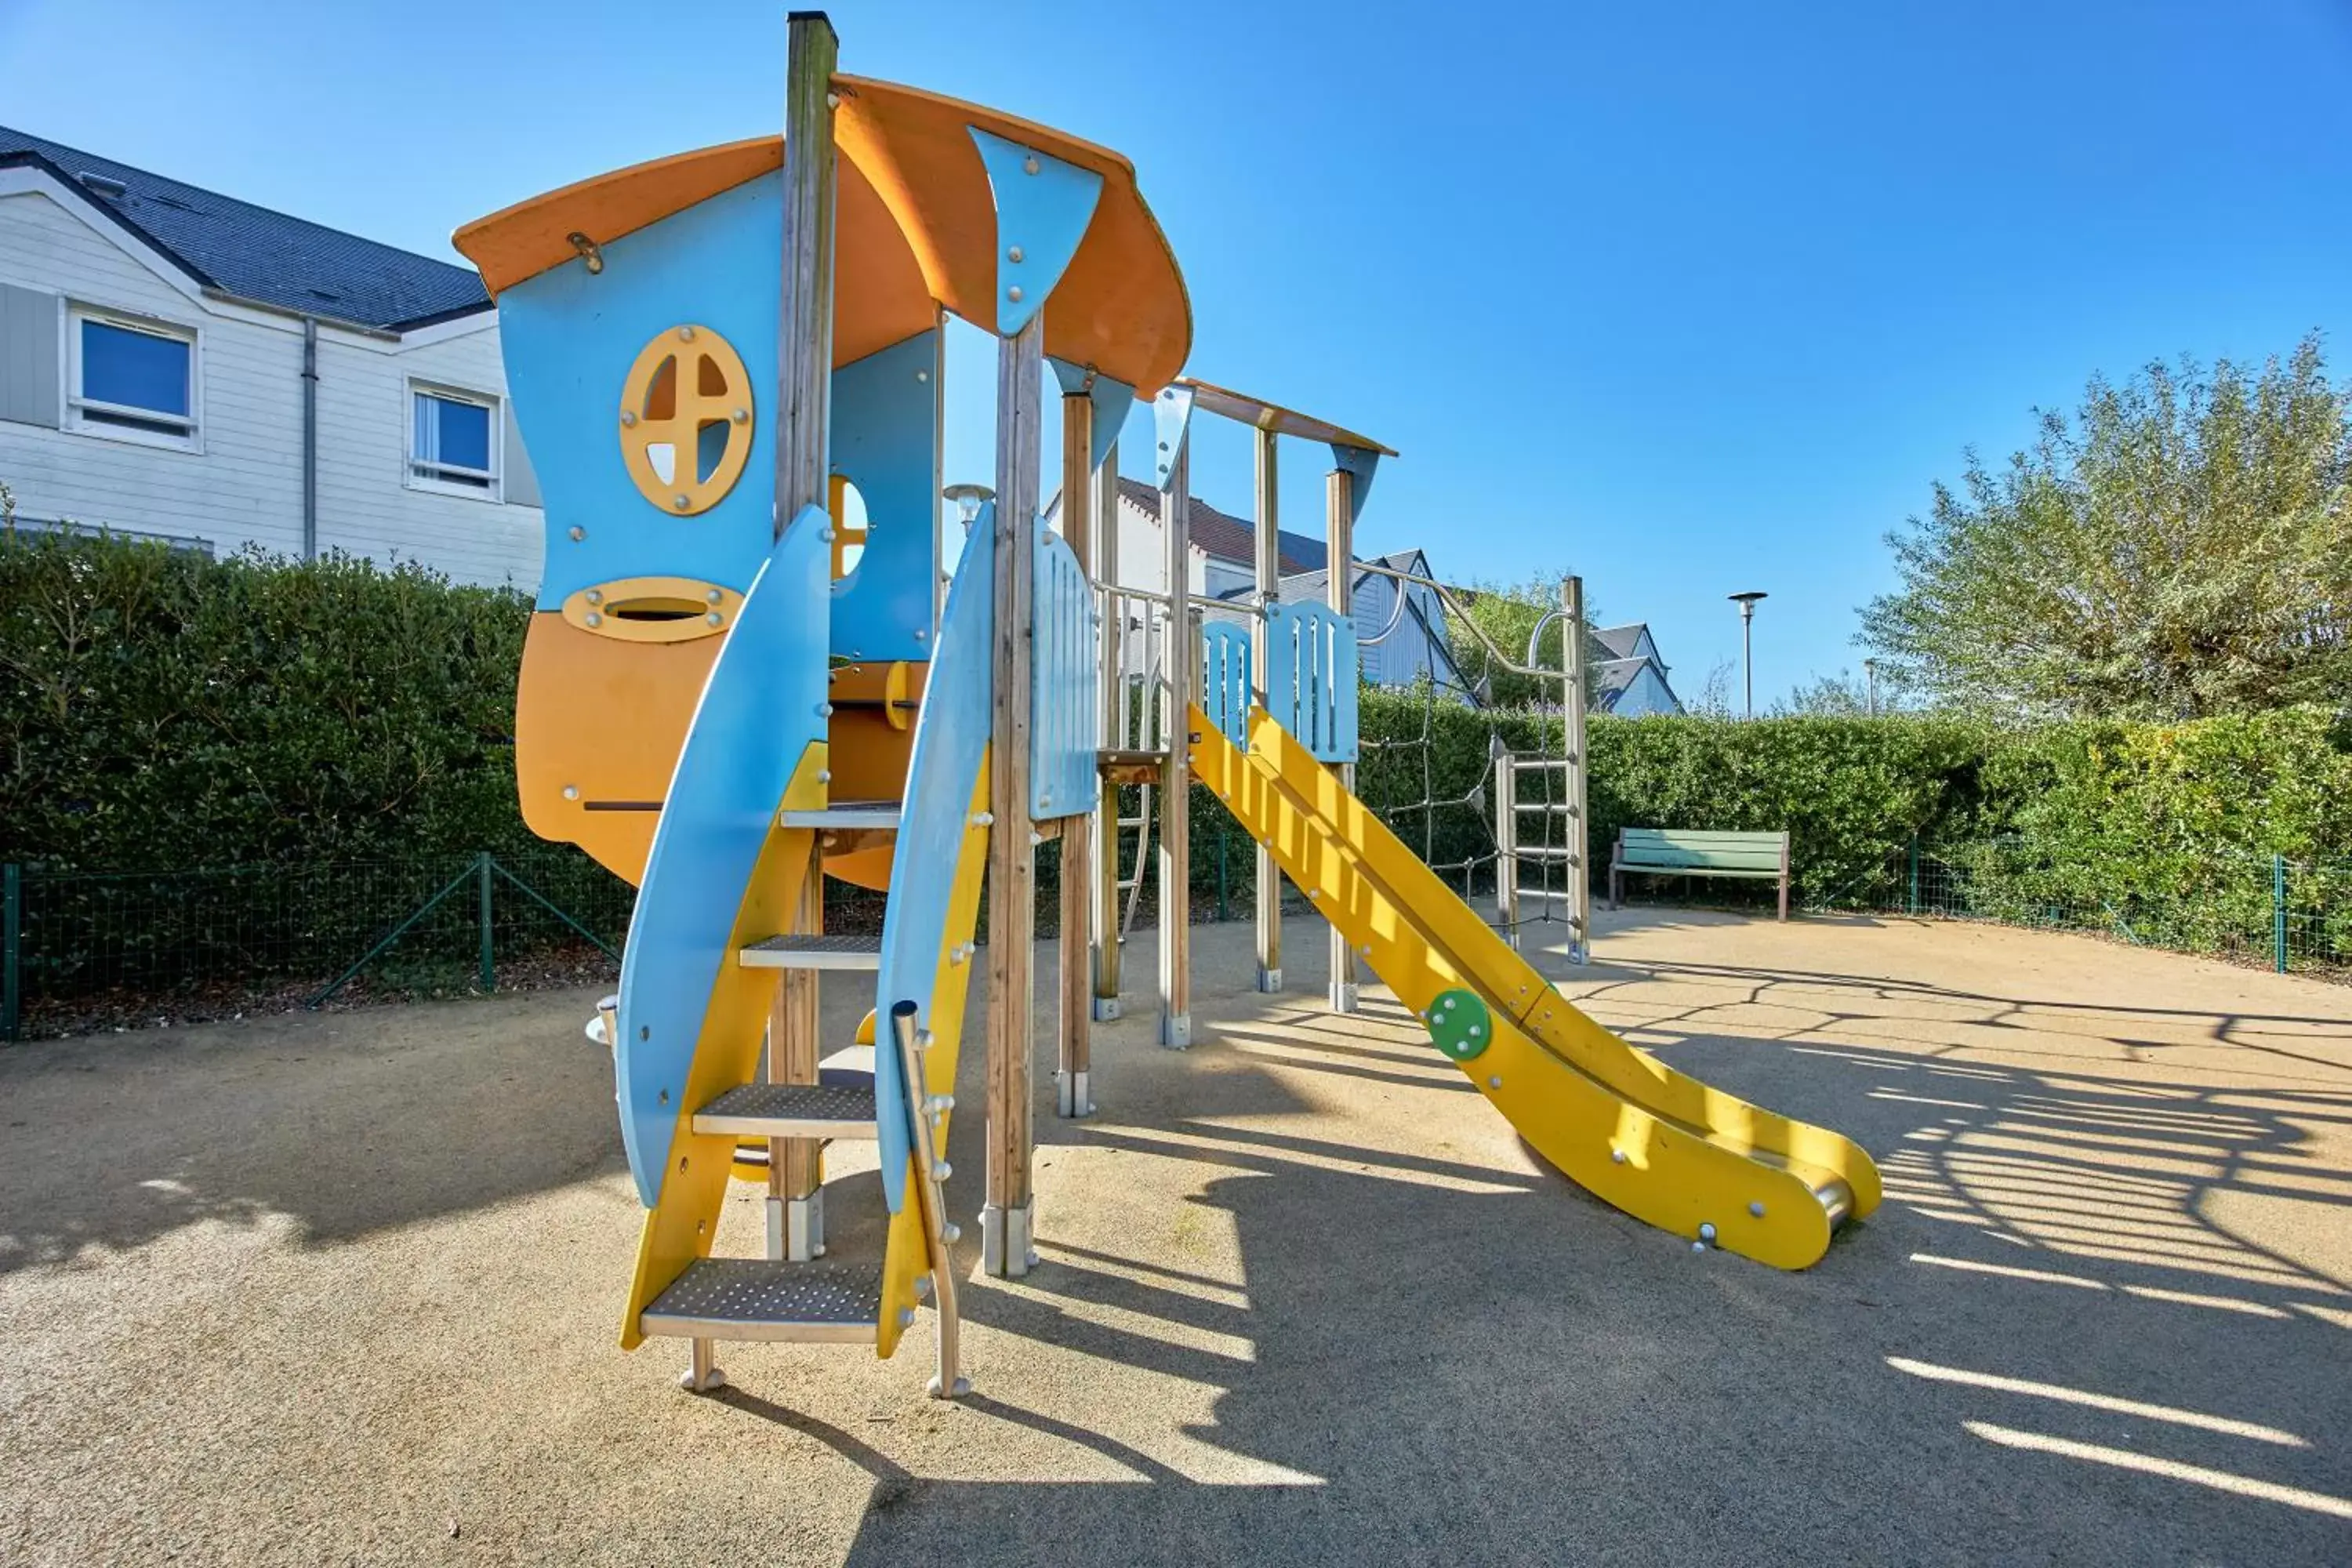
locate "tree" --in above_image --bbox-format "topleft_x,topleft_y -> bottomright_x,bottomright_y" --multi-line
1444,571 -> 1610,709
1859,333 -> 2352,720
1773,670 -> 1874,717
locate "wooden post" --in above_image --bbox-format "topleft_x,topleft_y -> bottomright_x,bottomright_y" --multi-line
1158,436 -> 1192,1048
1091,440 -> 1124,1022
1251,429 -> 1282,993
771,836 -> 824,1258
982,314 -> 1044,1277
1325,465 -> 1358,1011
774,10 -> 837,535
1563,575 -> 1591,964
1056,388 -> 1094,1118
766,7 -> 838,1272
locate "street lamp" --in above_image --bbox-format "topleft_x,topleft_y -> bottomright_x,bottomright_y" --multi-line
942,482 -> 994,532
1728,591 -> 1767,717
1864,658 -> 1880,717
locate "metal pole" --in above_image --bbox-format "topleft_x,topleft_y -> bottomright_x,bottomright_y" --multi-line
1158,436 -> 1193,1049
1907,833 -> 1920,916
1742,607 -> 1753,718
2274,854 -> 2288,974
1325,463 -> 1357,1011
982,313 -> 1044,1278
1251,428 -> 1281,993
1864,659 -> 1879,717
476,851 -> 495,993
2,862 -> 20,1044
300,318 -> 318,560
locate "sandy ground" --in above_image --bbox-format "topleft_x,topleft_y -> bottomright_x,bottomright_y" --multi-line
3,906 -> 2350,1566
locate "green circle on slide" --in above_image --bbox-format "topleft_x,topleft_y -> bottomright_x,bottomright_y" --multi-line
1424,988 -> 1492,1061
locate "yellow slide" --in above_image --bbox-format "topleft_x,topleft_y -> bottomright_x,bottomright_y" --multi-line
1192,705 -> 1881,1269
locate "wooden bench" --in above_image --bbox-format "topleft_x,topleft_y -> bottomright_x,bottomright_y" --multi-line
1608,828 -> 1791,921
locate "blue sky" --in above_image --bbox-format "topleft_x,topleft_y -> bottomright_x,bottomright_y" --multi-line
6,0 -> 2349,703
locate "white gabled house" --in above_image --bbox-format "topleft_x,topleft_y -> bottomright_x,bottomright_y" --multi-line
0,127 -> 542,586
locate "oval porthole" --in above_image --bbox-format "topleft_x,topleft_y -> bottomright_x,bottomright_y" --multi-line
830,474 -> 868,581
618,325 -> 753,514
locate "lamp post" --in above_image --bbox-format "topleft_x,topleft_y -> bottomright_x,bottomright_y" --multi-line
1864,658 -> 1880,717
1728,591 -> 1766,717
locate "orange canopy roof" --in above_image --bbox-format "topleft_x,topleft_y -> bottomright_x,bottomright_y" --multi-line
452,76 -> 1190,392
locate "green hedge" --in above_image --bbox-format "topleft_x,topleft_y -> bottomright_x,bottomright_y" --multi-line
2,529 -> 529,870
6,531 -> 2347,927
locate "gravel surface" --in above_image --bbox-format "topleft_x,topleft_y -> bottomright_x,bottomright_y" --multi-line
3,906 -> 2349,1566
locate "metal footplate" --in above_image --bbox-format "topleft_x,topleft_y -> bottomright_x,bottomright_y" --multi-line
691,1079 -> 880,1140
641,1258 -> 882,1344
779,800 -> 902,831
738,932 -> 883,971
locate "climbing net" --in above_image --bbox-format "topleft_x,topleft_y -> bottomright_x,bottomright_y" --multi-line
1349,563 -> 1584,950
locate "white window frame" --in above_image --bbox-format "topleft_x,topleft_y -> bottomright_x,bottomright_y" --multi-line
405,379 -> 503,502
65,305 -> 201,452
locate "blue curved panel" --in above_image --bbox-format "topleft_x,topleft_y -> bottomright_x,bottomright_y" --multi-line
496,175 -> 782,610
613,506 -> 830,1206
1153,383 -> 1193,489
1330,443 -> 1381,524
971,130 -> 1104,338
1050,358 -> 1136,473
830,328 -> 939,662
871,503 -> 998,1211
1265,600 -> 1359,764
1030,509 -> 1100,818
1200,619 -> 1252,750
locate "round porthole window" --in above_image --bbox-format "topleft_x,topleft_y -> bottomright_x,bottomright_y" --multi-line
617,325 -> 753,514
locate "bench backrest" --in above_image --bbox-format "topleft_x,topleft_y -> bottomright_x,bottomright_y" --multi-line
1617,828 -> 1786,872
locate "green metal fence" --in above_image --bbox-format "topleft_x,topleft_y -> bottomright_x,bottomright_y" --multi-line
0,848 -> 636,1041
1808,837 -> 2352,975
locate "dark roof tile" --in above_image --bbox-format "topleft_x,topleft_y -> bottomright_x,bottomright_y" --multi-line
0,126 -> 488,332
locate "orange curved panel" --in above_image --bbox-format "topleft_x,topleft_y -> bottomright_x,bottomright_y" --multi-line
453,139 -> 935,371
833,74 -> 1190,394
514,613 -> 720,886
454,77 -> 1190,394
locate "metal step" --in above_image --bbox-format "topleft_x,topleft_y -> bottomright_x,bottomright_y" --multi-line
692,1078 -> 880,1140
780,800 -> 901,831
738,932 -> 882,971
640,1258 -> 882,1344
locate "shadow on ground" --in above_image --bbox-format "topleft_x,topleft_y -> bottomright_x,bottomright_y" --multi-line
826,936 -> 2352,1565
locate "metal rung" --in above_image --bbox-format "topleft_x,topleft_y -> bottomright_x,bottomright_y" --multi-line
1117,815 -> 1149,829
692,1079 -> 879,1140
1512,846 -> 1581,862
1513,803 -> 1581,816
738,932 -> 882,971
640,1258 -> 882,1344
780,800 -> 901,830
1512,757 -> 1580,771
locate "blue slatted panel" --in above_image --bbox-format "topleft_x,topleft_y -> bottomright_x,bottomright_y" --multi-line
1029,510 -> 1101,818
1265,601 -> 1359,763
1200,620 -> 1252,750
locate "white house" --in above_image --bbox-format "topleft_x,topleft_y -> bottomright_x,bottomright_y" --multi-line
1076,476 -> 1466,693
0,127 -> 542,586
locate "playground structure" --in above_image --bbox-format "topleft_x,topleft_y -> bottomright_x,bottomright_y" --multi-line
453,12 -> 1881,1400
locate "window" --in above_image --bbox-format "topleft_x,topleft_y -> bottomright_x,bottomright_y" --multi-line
68,308 -> 197,446
409,384 -> 499,496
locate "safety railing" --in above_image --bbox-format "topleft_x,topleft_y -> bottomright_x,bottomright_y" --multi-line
1031,513 -> 1101,818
